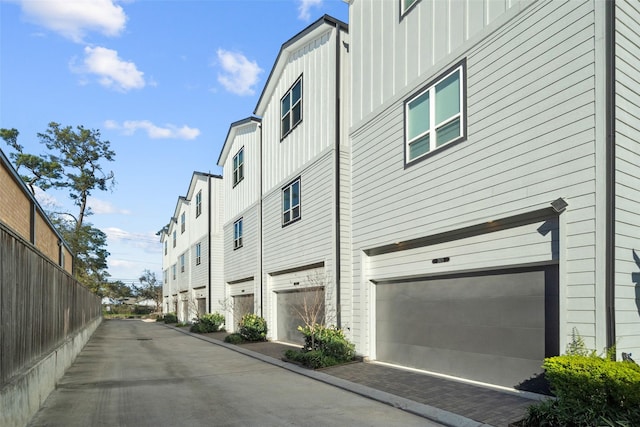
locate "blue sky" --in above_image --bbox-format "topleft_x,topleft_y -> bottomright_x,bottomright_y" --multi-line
0,0 -> 349,286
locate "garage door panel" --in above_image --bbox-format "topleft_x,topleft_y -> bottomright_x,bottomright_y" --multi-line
376,267 -> 558,387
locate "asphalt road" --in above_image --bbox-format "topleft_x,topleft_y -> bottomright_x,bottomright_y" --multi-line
27,320 -> 439,427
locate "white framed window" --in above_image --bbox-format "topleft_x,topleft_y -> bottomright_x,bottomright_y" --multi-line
195,190 -> 202,217
195,242 -> 201,265
164,240 -> 167,255
405,60 -> 466,165
172,264 -> 176,280
234,218 -> 243,250
180,254 -> 185,272
172,230 -> 176,248
180,212 -> 186,234
282,178 -> 301,226
233,147 -> 244,186
281,76 -> 302,139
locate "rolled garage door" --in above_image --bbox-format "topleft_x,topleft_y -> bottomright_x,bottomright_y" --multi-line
375,266 -> 558,388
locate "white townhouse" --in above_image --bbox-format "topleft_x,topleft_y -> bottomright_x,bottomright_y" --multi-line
347,0 -> 640,389
158,172 -> 224,322
217,117 -> 263,330
218,15 -> 351,342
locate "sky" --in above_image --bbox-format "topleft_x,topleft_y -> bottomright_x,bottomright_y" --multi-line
0,0 -> 349,286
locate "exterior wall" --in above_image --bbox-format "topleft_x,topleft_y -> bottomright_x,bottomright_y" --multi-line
160,173 -> 224,320
0,163 -> 31,238
350,0 -> 604,358
224,204 -> 260,282
1,150 -> 72,273
349,0 -> 531,126
614,0 -> 640,356
259,27 -> 345,193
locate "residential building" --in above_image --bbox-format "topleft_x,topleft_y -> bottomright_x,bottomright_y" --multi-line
158,172 -> 224,322
348,0 -> 640,388
0,148 -> 73,274
218,15 -> 351,341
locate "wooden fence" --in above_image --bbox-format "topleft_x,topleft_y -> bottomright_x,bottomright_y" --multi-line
0,222 -> 101,387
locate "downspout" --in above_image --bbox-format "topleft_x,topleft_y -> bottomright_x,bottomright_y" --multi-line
605,0 -> 616,352
259,122 -> 264,317
334,22 -> 342,329
208,175 -> 213,313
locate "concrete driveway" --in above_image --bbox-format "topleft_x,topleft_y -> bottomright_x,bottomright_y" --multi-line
27,320 -> 440,427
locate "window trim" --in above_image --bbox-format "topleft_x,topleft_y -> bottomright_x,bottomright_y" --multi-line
404,58 -> 467,168
232,147 -> 245,187
172,230 -> 176,248
400,0 -> 421,18
172,264 -> 176,280
180,254 -> 185,273
195,190 -> 202,217
282,177 -> 302,227
280,75 -> 303,140
180,212 -> 186,234
233,218 -> 243,250
195,242 -> 201,265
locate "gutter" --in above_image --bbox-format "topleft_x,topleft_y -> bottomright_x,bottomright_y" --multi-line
259,122 -> 264,317
334,22 -> 342,329
605,0 -> 616,352
208,175 -> 212,313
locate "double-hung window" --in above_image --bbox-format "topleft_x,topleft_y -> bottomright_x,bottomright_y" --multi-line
233,147 -> 244,186
180,254 -> 185,272
405,60 -> 466,165
195,243 -> 201,265
164,240 -> 167,255
195,190 -> 202,217
234,218 -> 243,250
172,230 -> 176,248
281,77 -> 302,138
172,264 -> 176,280
282,178 -> 301,226
180,212 -> 186,234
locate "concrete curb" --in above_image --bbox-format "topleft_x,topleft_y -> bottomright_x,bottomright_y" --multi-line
164,324 -> 493,427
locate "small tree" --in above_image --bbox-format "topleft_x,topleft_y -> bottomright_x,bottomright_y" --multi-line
134,270 -> 162,312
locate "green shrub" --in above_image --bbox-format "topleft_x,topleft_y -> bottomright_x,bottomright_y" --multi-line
162,313 -> 178,324
239,314 -> 267,342
190,312 -> 225,333
522,356 -> 640,426
224,333 -> 244,344
286,325 -> 355,369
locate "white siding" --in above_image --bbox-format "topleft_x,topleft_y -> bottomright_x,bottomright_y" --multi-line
350,0 -> 532,126
615,0 -> 640,356
260,29 -> 340,192
224,204 -> 260,283
351,0 -> 601,352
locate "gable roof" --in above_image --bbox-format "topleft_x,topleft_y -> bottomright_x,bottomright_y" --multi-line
216,116 -> 261,167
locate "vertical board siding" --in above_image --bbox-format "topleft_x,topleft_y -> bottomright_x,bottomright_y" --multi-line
261,30 -> 337,193
222,123 -> 261,224
350,0 -> 599,348
0,223 -> 101,387
615,0 -> 640,355
350,0 -> 530,125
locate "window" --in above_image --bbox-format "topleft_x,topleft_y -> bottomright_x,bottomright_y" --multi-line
233,147 -> 244,186
195,243 -> 201,265
282,178 -> 301,226
172,230 -> 176,248
180,254 -> 185,272
405,60 -> 466,165
164,240 -> 167,255
401,0 -> 419,15
281,77 -> 302,138
234,218 -> 243,249
195,190 -> 202,217
180,212 -> 186,234
172,264 -> 176,280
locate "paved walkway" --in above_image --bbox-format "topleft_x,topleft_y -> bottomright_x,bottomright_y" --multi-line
197,329 -> 542,427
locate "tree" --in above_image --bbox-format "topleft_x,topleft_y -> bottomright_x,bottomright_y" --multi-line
134,270 -> 162,312
103,280 -> 134,301
1,123 -> 116,292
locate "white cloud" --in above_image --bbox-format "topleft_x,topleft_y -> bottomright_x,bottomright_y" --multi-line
34,187 -> 62,210
88,197 -> 131,215
298,0 -> 322,21
73,46 -> 145,92
105,119 -> 200,140
216,49 -> 262,96
19,0 -> 127,43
